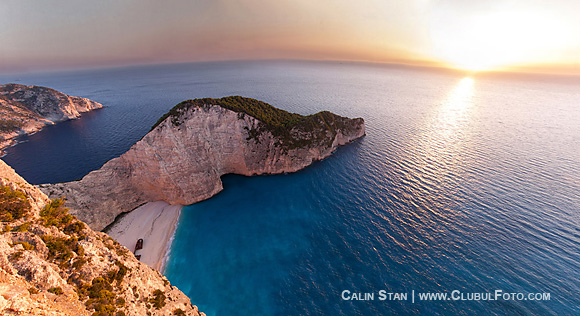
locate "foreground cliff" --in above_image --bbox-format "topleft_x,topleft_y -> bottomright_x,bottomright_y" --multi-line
0,83 -> 103,154
42,96 -> 365,230
0,159 -> 203,316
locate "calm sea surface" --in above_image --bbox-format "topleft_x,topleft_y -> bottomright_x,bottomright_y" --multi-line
1,61 -> 579,315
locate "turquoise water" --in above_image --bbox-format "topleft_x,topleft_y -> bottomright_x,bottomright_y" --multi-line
2,61 -> 579,315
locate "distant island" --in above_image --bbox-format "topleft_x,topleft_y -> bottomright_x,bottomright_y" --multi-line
0,83 -> 103,155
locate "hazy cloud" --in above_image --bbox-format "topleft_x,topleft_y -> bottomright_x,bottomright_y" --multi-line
0,0 -> 578,73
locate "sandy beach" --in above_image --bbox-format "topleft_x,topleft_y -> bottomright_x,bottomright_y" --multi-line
106,201 -> 182,272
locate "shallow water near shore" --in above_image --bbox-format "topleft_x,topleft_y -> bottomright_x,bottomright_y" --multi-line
2,61 -> 580,315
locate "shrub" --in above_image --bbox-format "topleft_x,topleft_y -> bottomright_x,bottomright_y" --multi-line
64,221 -> 85,235
40,198 -> 77,228
173,308 -> 186,316
47,287 -> 63,295
149,289 -> 166,309
105,261 -> 129,284
10,250 -> 23,260
28,287 -> 39,295
61,214 -> 74,226
115,297 -> 125,307
12,241 -> 34,250
72,257 -> 87,269
86,277 -> 113,298
41,235 -> 75,263
114,262 -> 128,283
0,185 -> 31,222
115,246 -> 128,258
90,303 -> 115,316
82,276 -> 121,315
73,243 -> 85,256
13,221 -> 31,232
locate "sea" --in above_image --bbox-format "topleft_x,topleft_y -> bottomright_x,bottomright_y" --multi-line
1,60 -> 579,316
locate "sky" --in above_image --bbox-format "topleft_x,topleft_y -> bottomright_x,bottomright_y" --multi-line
1,0 -> 579,74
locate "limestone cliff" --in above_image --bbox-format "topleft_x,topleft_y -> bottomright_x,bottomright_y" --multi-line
0,159 -> 203,316
42,96 -> 365,230
0,83 -> 103,154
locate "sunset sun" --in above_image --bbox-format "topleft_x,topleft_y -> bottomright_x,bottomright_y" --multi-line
430,10 -> 571,72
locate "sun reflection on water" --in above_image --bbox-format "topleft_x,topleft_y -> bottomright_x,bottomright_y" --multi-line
437,77 -> 475,136
387,77 -> 478,244
421,76 -> 476,181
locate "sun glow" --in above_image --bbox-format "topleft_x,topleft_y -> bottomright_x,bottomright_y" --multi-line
430,10 -> 572,72
438,77 -> 474,133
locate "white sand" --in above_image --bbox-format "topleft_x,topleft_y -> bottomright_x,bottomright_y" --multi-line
106,201 -> 182,272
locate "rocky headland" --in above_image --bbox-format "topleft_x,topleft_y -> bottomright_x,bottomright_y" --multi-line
41,96 -> 365,231
0,159 -> 203,316
0,83 -> 103,155
1,93 -> 364,315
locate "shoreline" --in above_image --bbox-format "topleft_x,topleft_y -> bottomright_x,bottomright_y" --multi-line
159,206 -> 182,273
105,201 -> 182,272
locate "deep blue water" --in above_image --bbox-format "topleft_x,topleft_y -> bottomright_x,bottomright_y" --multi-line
1,61 -> 579,315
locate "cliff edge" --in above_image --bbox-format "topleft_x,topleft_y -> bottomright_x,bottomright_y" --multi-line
0,83 -> 103,154
0,159 -> 203,316
41,96 -> 365,230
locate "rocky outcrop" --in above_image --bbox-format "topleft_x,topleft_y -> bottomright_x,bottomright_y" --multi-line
41,97 -> 365,230
0,83 -> 103,154
0,159 -> 204,316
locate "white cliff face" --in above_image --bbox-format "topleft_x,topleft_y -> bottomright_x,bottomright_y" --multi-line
0,159 -> 204,316
42,103 -> 365,231
0,83 -> 103,153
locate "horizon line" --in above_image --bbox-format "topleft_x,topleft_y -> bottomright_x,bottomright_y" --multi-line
1,57 -> 579,79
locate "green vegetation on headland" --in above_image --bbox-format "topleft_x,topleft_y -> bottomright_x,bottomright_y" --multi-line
152,96 -> 306,130
152,96 -> 363,150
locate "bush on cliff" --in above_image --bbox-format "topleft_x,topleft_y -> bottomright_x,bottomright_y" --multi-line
149,289 -> 167,309
0,185 -> 31,222
81,276 -> 117,315
40,197 -> 77,229
41,235 -> 75,263
12,241 -> 34,250
47,286 -> 64,295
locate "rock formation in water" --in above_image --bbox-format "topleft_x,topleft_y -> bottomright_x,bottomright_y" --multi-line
0,83 -> 103,154
0,159 -> 203,316
41,96 -> 365,230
